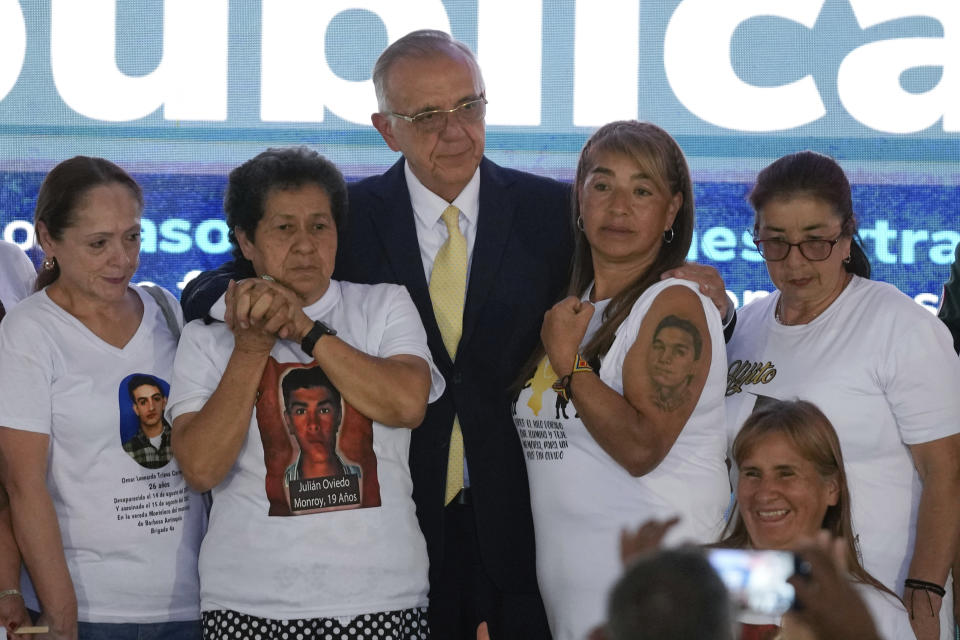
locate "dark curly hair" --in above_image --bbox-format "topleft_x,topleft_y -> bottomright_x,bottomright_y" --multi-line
225,147 -> 348,274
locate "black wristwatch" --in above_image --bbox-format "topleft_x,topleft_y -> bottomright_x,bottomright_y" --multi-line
300,320 -> 337,356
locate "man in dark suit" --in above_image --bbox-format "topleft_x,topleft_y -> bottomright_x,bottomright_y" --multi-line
182,30 -> 571,640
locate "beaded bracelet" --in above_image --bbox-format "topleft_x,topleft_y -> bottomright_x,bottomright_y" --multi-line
551,353 -> 594,402
903,578 -> 945,619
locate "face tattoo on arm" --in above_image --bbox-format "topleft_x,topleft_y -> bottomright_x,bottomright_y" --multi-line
645,315 -> 702,412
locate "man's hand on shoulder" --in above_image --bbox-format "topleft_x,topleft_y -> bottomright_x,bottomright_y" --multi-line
661,262 -> 731,322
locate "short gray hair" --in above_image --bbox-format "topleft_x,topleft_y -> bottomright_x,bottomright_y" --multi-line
372,29 -> 484,112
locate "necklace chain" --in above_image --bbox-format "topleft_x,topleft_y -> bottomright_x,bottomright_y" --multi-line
776,296 -> 827,325
775,273 -> 854,325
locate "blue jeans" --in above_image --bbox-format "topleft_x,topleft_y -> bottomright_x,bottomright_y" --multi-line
76,620 -> 201,640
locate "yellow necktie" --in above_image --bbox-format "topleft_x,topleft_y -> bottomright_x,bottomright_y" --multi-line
430,205 -> 467,505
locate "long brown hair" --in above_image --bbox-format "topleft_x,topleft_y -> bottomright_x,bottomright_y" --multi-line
514,121 -> 693,388
719,399 -> 897,599
34,156 -> 143,290
571,121 -> 694,361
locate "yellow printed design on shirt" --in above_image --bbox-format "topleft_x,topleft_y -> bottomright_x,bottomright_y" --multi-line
726,360 -> 777,396
525,358 -> 559,416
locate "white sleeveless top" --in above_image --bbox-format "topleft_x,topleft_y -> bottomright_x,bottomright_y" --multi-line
513,278 -> 729,640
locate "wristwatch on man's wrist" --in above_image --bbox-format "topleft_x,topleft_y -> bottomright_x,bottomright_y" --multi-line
300,320 -> 337,356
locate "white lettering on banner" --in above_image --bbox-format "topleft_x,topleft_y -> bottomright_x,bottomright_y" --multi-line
664,0 -> 827,132
0,2 -> 956,133
1,220 -> 944,310
838,1 -> 959,134
573,0 -> 639,126
0,0 -> 26,102
2,219 -> 231,255
688,229 -> 764,263
50,0 -> 228,122
2,220 -> 33,249
139,218 -> 232,255
479,0 -> 542,126
858,222 -> 960,265
6,218 -> 955,266
260,0 -> 449,124
700,227 -> 738,262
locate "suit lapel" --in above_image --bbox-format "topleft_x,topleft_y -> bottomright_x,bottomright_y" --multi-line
367,159 -> 452,369
460,158 -> 517,354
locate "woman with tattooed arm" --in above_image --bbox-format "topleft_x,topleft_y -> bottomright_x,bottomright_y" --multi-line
511,121 -> 729,640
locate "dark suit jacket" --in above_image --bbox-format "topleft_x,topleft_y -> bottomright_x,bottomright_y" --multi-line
338,157 -> 572,592
180,156 -> 573,594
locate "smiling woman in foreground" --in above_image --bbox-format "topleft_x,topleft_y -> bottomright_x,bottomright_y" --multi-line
721,399 -> 912,639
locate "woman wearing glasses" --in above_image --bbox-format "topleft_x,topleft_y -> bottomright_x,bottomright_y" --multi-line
725,151 -> 960,640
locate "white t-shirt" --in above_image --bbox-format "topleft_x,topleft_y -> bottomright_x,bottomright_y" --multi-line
0,240 -> 36,309
0,285 -> 204,623
740,581 -> 911,639
856,583 -> 913,640
513,279 -> 730,640
726,276 -> 960,638
168,280 -> 444,620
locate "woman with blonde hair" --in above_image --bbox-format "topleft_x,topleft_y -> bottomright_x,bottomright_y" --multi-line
721,399 -> 911,639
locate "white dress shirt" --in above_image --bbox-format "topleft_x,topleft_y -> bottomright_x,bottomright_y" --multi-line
404,162 -> 481,487
405,162 -> 481,285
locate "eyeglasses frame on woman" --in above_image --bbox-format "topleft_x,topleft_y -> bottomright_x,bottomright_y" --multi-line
753,234 -> 846,262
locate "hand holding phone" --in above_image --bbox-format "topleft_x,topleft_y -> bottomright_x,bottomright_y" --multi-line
707,548 -> 798,625
784,536 -> 882,640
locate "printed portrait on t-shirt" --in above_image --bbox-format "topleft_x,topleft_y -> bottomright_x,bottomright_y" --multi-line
117,373 -> 173,470
257,358 -> 381,516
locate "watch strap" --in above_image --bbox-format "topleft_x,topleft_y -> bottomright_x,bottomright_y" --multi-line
300,320 -> 336,356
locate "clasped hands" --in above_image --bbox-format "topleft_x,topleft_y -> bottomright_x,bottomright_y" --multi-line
224,277 -> 314,353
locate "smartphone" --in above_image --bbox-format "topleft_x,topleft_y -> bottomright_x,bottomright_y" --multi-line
707,548 -> 803,625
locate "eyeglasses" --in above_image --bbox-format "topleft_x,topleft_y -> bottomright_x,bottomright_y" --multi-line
388,97 -> 487,134
753,235 -> 845,262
